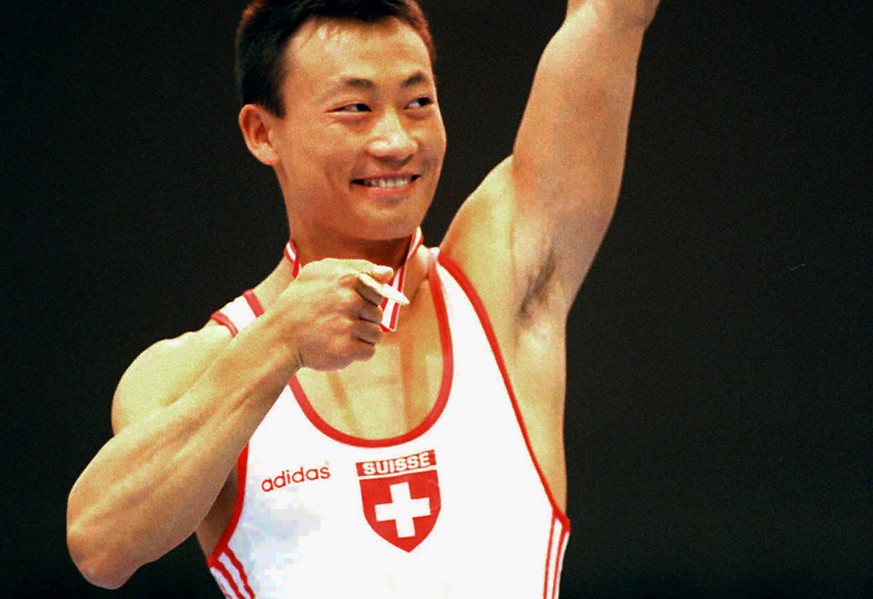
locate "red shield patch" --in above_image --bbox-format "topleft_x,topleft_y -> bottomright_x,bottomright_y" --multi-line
357,450 -> 441,552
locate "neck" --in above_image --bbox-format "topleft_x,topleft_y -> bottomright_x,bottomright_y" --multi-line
283,228 -> 425,333
290,231 -> 415,269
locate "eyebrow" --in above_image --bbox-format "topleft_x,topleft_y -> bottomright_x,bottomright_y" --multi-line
320,71 -> 432,99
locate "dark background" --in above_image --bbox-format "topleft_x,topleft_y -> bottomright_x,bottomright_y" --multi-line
3,1 -> 870,597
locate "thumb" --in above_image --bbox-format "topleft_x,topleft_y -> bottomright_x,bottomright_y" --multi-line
346,260 -> 394,282
370,264 -> 395,283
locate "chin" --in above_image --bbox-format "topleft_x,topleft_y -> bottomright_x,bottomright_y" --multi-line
362,205 -> 431,240
361,222 -> 421,244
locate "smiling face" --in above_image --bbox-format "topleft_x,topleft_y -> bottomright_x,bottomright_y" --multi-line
260,16 -> 446,260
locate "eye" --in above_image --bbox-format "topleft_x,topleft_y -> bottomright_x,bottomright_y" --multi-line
335,103 -> 371,113
407,97 -> 434,109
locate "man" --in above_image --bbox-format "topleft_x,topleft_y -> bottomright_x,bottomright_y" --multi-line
67,0 -> 659,596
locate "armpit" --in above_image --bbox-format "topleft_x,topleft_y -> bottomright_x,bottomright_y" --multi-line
519,241 -> 559,324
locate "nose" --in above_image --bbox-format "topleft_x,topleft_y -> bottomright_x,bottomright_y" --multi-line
367,110 -> 416,161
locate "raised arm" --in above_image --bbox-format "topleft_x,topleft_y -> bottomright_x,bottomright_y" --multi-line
442,0 -> 660,324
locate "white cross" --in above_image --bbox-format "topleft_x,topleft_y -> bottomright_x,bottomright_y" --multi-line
375,482 -> 431,538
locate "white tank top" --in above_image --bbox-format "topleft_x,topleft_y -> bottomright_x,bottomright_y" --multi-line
206,250 -> 569,598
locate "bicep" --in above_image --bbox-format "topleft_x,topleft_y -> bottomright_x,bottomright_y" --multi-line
111,323 -> 231,434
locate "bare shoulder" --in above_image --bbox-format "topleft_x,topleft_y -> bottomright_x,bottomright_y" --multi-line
442,159 -> 523,331
441,157 -> 565,334
111,322 -> 232,433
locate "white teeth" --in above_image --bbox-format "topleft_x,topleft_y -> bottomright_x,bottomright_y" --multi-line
361,177 -> 413,189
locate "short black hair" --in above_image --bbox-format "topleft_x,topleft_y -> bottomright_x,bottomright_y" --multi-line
236,0 -> 435,116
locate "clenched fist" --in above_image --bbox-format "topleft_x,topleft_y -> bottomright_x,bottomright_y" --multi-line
269,259 -> 395,371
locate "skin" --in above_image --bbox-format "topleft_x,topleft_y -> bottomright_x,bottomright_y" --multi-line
67,1 -> 659,589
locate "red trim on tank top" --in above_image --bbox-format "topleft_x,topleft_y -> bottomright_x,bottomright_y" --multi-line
543,518 -> 556,599
243,289 -> 265,317
289,248 -> 454,448
210,559 -> 243,599
210,545 -> 255,599
207,445 -> 250,567
226,546 -> 256,599
210,310 -> 240,337
551,523 -> 570,599
436,251 -> 571,529
541,513 -> 570,599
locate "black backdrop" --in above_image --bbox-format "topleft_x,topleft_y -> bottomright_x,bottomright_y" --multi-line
3,1 -> 870,597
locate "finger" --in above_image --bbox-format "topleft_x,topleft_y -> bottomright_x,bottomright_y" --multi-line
353,321 -> 384,346
343,260 -> 394,282
363,262 -> 395,283
359,303 -> 383,325
354,274 -> 389,306
356,272 -> 409,306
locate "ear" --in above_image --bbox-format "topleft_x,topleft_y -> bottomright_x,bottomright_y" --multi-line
238,104 -> 281,166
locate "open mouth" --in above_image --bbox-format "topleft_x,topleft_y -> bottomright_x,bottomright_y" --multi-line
353,175 -> 419,189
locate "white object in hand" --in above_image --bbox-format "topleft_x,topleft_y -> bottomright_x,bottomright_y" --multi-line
357,273 -> 410,306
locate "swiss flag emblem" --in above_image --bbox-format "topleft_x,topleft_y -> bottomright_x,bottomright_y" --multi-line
357,450 -> 441,552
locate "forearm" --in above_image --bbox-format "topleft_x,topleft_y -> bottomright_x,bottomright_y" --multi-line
67,320 -> 297,588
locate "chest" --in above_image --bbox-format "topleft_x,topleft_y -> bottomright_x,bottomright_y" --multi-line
231,377 -> 565,597
294,281 -> 445,440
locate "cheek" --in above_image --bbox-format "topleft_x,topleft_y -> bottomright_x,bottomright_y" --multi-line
309,131 -> 358,168
288,136 -> 346,180
425,120 -> 447,161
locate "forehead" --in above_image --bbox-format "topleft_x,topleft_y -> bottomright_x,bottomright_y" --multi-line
284,17 -> 434,92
